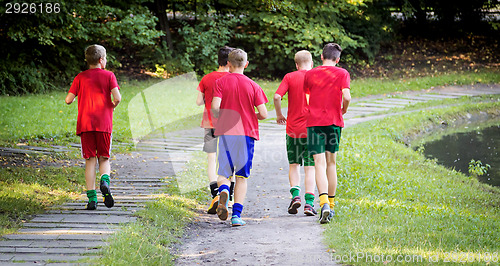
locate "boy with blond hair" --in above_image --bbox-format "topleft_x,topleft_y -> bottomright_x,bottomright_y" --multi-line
66,44 -> 121,210
274,50 -> 317,216
212,48 -> 268,226
304,43 -> 351,224
196,46 -> 235,214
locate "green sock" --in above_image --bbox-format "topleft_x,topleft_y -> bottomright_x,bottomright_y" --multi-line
305,193 -> 315,206
100,174 -> 110,185
86,190 -> 97,202
290,186 -> 300,198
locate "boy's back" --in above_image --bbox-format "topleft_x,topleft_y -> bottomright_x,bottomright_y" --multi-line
214,73 -> 267,140
276,70 -> 308,138
304,65 -> 350,128
69,68 -> 119,135
198,71 -> 229,128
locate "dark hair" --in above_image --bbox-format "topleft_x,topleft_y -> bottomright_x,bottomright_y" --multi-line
322,43 -> 342,61
218,46 -> 234,66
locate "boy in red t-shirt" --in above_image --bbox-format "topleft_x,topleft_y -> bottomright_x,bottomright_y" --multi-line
196,46 -> 234,214
65,44 -> 121,210
304,43 -> 351,224
274,50 -> 317,216
212,48 -> 268,226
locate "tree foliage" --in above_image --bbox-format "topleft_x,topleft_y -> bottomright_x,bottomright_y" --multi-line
0,0 -> 497,94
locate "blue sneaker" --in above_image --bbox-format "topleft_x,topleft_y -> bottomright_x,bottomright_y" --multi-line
216,189 -> 229,220
231,215 -> 246,227
319,204 -> 331,224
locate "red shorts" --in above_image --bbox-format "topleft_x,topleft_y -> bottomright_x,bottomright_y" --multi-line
80,132 -> 112,159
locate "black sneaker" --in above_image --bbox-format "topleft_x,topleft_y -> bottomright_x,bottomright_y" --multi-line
319,204 -> 331,224
304,203 -> 317,216
100,179 -> 114,208
288,196 -> 301,214
86,201 -> 97,210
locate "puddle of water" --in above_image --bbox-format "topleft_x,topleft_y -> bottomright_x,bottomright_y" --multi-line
421,124 -> 500,187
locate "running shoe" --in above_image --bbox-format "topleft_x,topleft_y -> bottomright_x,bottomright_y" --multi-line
231,215 -> 246,227
216,189 -> 229,220
304,203 -> 317,216
319,204 -> 331,224
288,196 -> 301,214
100,179 -> 114,208
86,201 -> 97,210
207,195 -> 219,214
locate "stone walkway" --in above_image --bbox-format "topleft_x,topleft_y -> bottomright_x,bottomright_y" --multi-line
1,84 -> 499,265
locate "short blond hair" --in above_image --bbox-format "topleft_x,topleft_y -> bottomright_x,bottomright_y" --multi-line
85,44 -> 106,65
228,49 -> 247,68
294,50 -> 312,66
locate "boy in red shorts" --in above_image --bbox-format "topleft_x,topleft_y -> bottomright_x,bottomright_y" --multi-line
212,48 -> 268,226
65,44 -> 121,210
196,46 -> 235,214
274,50 -> 317,216
304,43 -> 351,224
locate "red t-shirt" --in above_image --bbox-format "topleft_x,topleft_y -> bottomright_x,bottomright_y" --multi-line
304,65 -> 350,128
69,68 -> 119,136
275,70 -> 309,138
213,73 -> 268,140
197,71 -> 229,128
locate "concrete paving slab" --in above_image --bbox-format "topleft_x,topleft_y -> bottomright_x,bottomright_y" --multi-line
18,228 -> 117,234
4,254 -> 93,262
45,210 -> 136,216
22,222 -> 120,229
348,106 -> 390,112
418,93 -> 459,99
0,240 -> 106,248
30,214 -> 136,224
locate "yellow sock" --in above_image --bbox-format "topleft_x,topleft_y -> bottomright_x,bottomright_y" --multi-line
329,196 -> 335,209
319,194 -> 329,207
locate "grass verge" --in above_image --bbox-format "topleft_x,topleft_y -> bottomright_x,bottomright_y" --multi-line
97,151 -> 209,265
0,164 -> 84,236
328,99 -> 500,265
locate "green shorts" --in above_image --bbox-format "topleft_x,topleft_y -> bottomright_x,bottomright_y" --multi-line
307,125 -> 342,155
286,135 -> 314,166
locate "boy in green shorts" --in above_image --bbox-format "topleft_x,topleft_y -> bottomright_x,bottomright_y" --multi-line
196,46 -> 235,214
65,44 -> 121,210
212,48 -> 268,226
303,43 -> 351,224
274,50 -> 317,216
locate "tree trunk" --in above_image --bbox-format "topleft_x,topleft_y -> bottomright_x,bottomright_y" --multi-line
155,0 -> 174,51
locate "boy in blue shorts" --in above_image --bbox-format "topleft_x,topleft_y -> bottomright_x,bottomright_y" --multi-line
304,43 -> 351,224
211,48 -> 268,226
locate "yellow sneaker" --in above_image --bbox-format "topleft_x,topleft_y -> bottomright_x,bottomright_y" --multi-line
207,195 -> 219,214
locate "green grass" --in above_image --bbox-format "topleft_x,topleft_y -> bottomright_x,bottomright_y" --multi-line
0,165 -> 84,236
327,99 -> 500,265
97,151 -> 209,265
351,69 -> 500,98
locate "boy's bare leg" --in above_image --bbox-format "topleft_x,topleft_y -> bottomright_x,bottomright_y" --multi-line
289,164 -> 300,188
207,152 -> 217,183
98,156 -> 110,176
233,176 -> 247,205
304,166 -> 315,194
313,153 -> 327,197
288,163 -> 302,214
85,157 -> 97,190
325,152 -> 337,198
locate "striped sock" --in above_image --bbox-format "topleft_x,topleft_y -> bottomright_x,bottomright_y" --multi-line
232,203 -> 243,218
290,186 -> 300,198
86,189 -> 97,202
319,193 -> 329,208
329,195 -> 336,209
305,193 -> 315,206
209,181 -> 218,198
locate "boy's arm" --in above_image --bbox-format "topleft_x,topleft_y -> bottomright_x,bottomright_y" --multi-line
273,94 -> 286,125
111,87 -> 121,108
196,92 -> 205,106
211,97 -> 221,118
341,88 -> 351,115
256,103 -> 268,120
65,93 -> 76,105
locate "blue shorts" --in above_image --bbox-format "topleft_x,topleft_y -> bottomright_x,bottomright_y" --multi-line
217,135 -> 255,179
